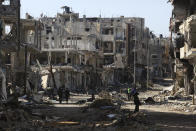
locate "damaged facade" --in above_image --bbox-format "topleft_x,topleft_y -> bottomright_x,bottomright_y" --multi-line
169,0 -> 196,95
0,2 -> 170,98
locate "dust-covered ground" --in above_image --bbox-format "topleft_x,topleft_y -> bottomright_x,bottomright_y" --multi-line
1,78 -> 196,131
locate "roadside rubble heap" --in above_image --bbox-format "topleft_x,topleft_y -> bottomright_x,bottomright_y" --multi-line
163,84 -> 192,101
0,89 -> 158,131
0,99 -> 36,130
70,91 -> 156,130
144,84 -> 192,105
79,98 -> 155,131
142,83 -> 196,113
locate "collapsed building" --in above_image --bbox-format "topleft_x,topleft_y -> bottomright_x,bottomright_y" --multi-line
148,35 -> 172,80
0,1 -> 170,99
169,0 -> 196,95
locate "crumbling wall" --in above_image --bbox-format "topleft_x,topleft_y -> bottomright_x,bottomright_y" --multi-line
0,67 -> 7,100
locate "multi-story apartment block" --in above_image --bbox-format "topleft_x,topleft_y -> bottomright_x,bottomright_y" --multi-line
169,0 -> 196,95
0,4 -> 169,95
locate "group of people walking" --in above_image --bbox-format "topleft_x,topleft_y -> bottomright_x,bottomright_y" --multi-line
58,86 -> 70,104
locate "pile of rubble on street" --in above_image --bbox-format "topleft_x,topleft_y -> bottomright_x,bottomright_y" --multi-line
142,81 -> 196,113
0,89 -> 158,131
73,91 -> 157,131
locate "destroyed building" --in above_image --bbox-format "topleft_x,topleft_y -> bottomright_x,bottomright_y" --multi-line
148,34 -> 172,80
169,0 -> 196,95
37,7 -> 155,89
0,2 -> 171,97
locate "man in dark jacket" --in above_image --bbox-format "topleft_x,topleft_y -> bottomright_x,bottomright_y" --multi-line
58,87 -> 63,104
65,88 -> 70,104
133,92 -> 141,113
0,20 -> 3,39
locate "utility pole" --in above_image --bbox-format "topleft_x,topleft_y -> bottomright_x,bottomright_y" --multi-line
147,34 -> 150,90
24,45 -> 27,94
193,65 -> 196,105
134,26 -> 136,89
17,0 -> 21,52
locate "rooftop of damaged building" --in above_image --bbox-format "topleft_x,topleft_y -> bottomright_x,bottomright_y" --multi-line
39,6 -> 145,22
168,0 -> 195,5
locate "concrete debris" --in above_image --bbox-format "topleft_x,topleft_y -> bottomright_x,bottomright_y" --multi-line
144,97 -> 156,104
163,85 -> 174,92
98,91 -> 112,99
32,92 -> 44,103
107,114 -> 117,119
76,100 -> 86,104
90,99 -> 114,108
173,88 -> 185,98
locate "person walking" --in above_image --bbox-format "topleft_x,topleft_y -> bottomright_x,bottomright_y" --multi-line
133,92 -> 141,113
58,87 -> 63,104
127,87 -> 131,101
65,88 -> 70,104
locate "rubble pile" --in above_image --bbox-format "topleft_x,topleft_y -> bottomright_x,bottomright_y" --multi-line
97,91 -> 126,111
0,103 -> 33,130
0,97 -> 52,130
98,91 -> 112,99
156,84 -> 191,101
90,99 -> 114,108
115,112 -> 154,130
82,98 -> 155,131
172,88 -> 185,99
144,97 -> 156,104
167,86 -> 192,101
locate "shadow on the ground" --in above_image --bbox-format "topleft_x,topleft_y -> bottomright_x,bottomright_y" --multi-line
34,104 -> 196,131
142,109 -> 196,131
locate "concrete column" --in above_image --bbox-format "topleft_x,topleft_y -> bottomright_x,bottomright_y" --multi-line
113,27 -> 116,54
48,52 -> 52,65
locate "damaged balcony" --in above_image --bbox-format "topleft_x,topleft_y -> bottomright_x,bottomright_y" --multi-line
179,15 -> 196,59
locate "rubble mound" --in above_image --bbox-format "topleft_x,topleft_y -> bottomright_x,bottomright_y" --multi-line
144,97 -> 156,104
0,105 -> 34,130
116,112 -> 154,130
90,99 -> 114,108
98,91 -> 112,99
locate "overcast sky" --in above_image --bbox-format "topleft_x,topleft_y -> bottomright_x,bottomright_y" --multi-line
21,0 -> 172,36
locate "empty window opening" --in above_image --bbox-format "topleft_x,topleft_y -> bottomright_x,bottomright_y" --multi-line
95,41 -> 99,49
102,28 -> 114,35
116,42 -> 124,53
76,37 -> 82,40
27,30 -> 35,43
5,25 -> 11,35
67,58 -> 71,64
151,54 -> 158,59
85,28 -> 90,32
104,56 -> 114,65
104,42 -> 113,53
2,0 -> 10,5
46,26 -> 52,34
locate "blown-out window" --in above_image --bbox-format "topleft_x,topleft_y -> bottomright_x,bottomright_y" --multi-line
2,0 -> 10,5
5,25 -> 11,35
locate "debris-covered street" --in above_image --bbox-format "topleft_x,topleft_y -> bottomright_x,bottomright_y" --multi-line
1,78 -> 196,131
1,0 -> 196,131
